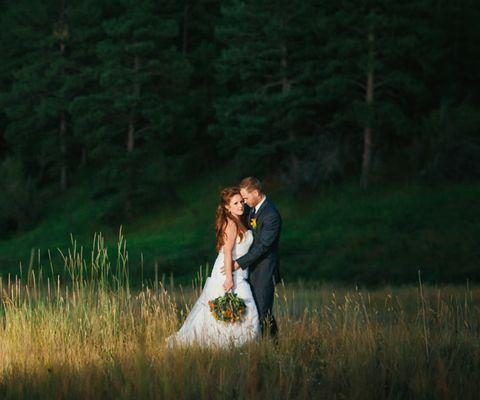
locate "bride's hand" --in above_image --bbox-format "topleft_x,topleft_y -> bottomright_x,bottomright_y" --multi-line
223,277 -> 234,292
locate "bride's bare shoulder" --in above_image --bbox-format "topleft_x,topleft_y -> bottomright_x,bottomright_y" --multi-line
224,218 -> 238,236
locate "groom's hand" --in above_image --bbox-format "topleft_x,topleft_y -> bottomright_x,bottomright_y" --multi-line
220,262 -> 241,275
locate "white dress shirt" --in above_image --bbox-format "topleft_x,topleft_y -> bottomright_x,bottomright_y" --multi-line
254,195 -> 267,214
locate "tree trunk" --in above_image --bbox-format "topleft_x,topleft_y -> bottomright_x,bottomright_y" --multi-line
81,148 -> 87,166
360,30 -> 375,189
59,41 -> 67,191
281,42 -> 300,186
281,44 -> 291,93
125,55 -> 141,218
60,110 -> 67,190
127,55 -> 140,153
182,3 -> 189,55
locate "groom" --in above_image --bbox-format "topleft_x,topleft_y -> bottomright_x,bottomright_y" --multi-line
224,176 -> 282,338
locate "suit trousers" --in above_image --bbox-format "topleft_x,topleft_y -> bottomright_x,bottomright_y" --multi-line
250,280 -> 278,338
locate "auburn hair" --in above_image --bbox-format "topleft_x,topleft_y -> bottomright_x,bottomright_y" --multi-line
215,187 -> 246,252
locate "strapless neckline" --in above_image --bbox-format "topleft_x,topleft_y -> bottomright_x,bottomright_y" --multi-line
218,229 -> 253,254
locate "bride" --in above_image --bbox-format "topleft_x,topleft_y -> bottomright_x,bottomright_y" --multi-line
166,187 -> 260,347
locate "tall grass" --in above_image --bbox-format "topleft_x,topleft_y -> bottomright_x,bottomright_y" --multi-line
0,229 -> 479,399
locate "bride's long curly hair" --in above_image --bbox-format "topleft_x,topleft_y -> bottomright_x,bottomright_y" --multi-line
215,187 -> 245,252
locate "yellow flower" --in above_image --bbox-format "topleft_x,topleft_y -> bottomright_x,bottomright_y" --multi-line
250,218 -> 257,229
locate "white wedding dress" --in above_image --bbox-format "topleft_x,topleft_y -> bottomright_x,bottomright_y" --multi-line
166,230 -> 260,347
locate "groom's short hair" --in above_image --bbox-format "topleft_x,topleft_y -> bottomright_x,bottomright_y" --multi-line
239,176 -> 263,193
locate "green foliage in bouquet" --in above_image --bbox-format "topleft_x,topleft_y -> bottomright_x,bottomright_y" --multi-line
208,292 -> 246,324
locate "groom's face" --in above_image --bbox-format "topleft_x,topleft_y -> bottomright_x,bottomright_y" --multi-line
240,188 -> 260,208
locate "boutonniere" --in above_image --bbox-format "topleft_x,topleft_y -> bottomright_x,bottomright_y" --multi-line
250,218 -> 257,229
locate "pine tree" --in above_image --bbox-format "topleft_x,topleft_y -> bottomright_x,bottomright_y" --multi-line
316,0 -> 430,188
65,0 -> 106,169
72,0 -> 190,219
177,0 -> 222,172
213,0 -> 321,188
0,0 -> 76,190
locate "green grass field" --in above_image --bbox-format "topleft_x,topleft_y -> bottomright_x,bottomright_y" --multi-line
0,232 -> 478,399
0,178 -> 479,285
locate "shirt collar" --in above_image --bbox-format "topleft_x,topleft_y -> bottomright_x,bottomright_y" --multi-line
255,195 -> 267,214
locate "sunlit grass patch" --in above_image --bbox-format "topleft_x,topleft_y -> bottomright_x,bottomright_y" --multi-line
0,230 -> 479,398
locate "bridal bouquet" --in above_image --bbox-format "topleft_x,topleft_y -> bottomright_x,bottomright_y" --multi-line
208,292 -> 246,324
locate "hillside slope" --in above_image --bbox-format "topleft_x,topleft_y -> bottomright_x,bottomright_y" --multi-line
0,178 -> 478,285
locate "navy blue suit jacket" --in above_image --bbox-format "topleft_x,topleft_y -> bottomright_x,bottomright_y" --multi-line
237,198 -> 282,287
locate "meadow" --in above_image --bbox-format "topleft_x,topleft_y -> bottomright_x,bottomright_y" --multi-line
0,230 -> 479,399
1,179 -> 479,286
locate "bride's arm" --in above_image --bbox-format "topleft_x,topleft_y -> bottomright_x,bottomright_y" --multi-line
222,219 -> 237,292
